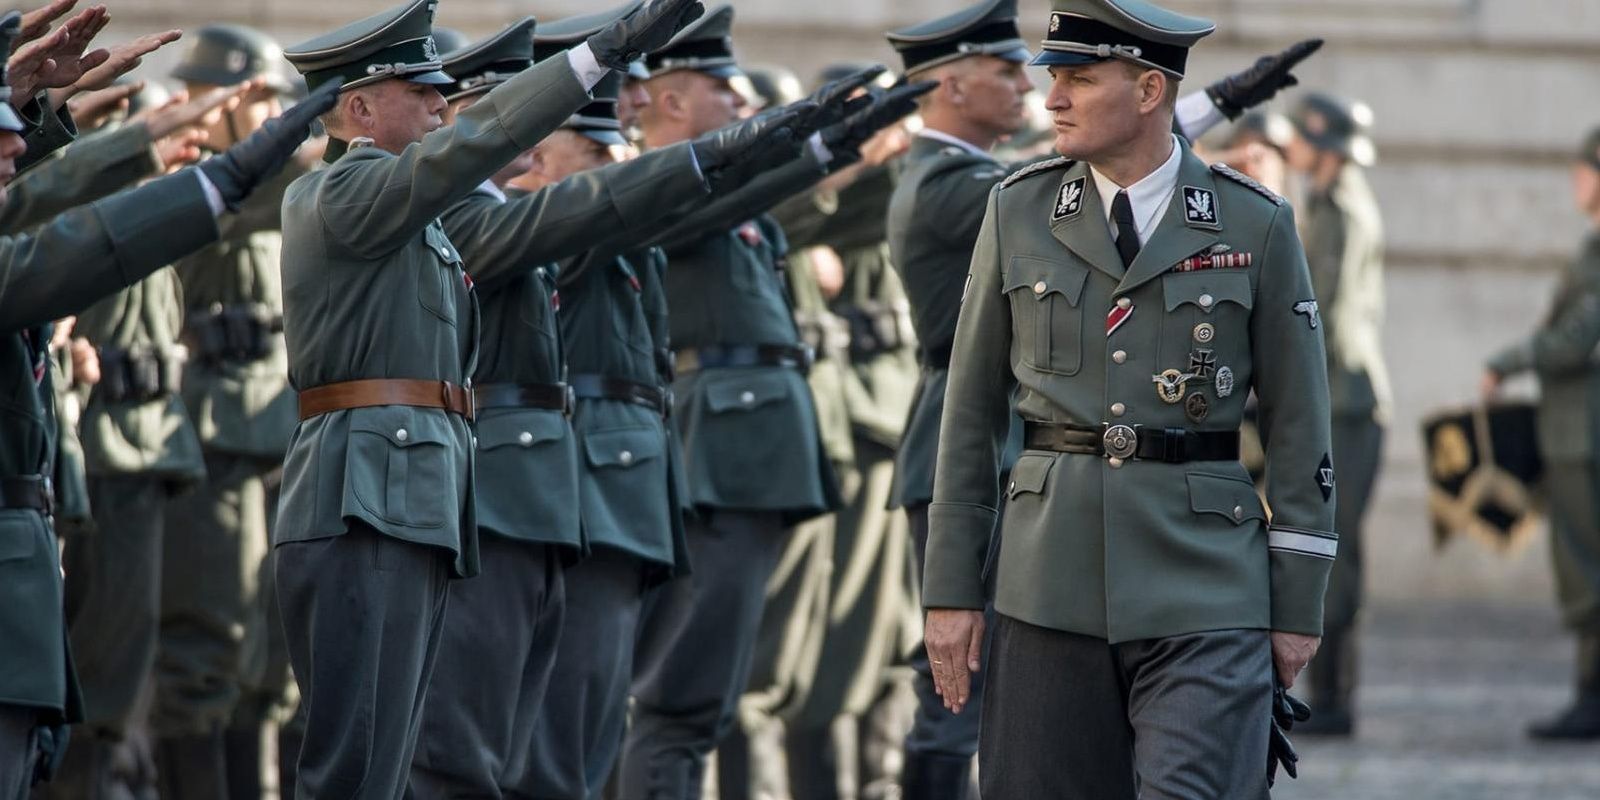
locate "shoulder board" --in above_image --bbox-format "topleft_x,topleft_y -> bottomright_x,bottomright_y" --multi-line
1210,163 -> 1285,206
1000,157 -> 1074,190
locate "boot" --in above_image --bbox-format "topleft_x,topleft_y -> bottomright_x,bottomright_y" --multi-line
222,726 -> 262,800
155,728 -> 227,800
899,753 -> 973,800
1529,634 -> 1600,741
1296,626 -> 1356,736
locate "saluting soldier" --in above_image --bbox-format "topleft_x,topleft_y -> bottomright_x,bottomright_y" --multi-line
922,0 -> 1336,796
1482,127 -> 1600,741
274,0 -> 704,795
1284,92 -> 1391,737
0,6 -> 333,791
153,24 -> 309,797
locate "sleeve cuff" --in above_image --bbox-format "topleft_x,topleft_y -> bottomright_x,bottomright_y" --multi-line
565,43 -> 608,92
1176,91 -> 1227,141
1268,526 -> 1337,635
806,133 -> 834,166
194,170 -> 227,217
1488,341 -> 1534,376
921,501 -> 997,610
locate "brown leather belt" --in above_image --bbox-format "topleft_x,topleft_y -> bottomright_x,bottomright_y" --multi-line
0,475 -> 52,514
473,382 -> 573,415
298,379 -> 475,421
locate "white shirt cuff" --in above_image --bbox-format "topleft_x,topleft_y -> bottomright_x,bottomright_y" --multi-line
566,43 -> 607,92
194,169 -> 226,217
807,132 -> 834,165
1176,91 -> 1227,141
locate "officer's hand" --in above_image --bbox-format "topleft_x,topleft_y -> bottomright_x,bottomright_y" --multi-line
689,99 -> 817,190
821,80 -> 937,168
69,336 -> 99,386
63,28 -> 182,96
1480,370 -> 1502,400
1269,630 -> 1320,689
1206,39 -> 1324,121
66,81 -> 139,130
925,608 -> 985,714
137,81 -> 257,140
198,81 -> 339,211
789,65 -> 885,138
15,0 -> 78,48
10,5 -> 110,96
1266,681 -> 1312,786
587,0 -> 705,72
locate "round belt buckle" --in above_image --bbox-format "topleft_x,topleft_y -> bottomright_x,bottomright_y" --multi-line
1103,424 -> 1138,460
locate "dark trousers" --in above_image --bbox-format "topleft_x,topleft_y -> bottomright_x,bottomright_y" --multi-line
0,705 -> 35,800
409,533 -> 565,797
619,510 -> 789,800
275,523 -> 450,800
905,504 -> 986,761
980,615 -> 1272,800
525,548 -> 650,799
1308,417 -> 1384,713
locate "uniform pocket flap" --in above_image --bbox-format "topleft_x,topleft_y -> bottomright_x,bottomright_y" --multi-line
422,224 -> 463,265
1186,472 -> 1266,525
1005,256 -> 1089,307
349,407 -> 453,448
1162,271 -> 1253,313
476,409 -> 568,451
583,426 -> 664,468
0,513 -> 40,563
705,371 -> 793,413
1006,453 -> 1056,499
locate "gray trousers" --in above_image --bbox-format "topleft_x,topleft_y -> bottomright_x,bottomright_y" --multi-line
905,504 -> 986,761
0,705 -> 35,800
275,523 -> 450,800
980,615 -> 1272,800
525,548 -> 649,799
409,533 -> 565,797
1545,460 -> 1600,634
1321,417 -> 1384,633
618,510 -> 789,800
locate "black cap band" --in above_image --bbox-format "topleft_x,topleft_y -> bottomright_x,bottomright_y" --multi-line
645,36 -> 735,74
895,20 -> 1026,74
1041,13 -> 1188,76
305,35 -> 442,91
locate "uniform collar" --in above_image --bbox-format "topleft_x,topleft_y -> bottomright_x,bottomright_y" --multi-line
1088,133 -> 1182,244
917,127 -> 994,160
476,178 -> 506,203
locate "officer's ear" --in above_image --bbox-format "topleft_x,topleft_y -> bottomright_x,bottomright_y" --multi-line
343,88 -> 377,134
1134,68 -> 1168,115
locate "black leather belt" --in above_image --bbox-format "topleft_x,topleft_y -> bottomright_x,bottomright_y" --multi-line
1,475 -> 52,514
674,344 -> 813,374
570,374 -> 671,417
1024,421 -> 1239,463
918,342 -> 953,370
472,382 -> 573,415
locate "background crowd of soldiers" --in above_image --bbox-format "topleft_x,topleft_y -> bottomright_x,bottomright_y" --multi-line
2,0 -> 1598,797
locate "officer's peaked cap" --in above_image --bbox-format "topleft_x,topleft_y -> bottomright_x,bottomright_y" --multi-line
284,0 -> 454,93
440,17 -> 535,103
1030,0 -> 1214,80
885,0 -> 1031,78
645,4 -> 741,80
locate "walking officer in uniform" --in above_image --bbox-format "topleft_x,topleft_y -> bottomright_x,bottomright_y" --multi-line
156,23 -> 307,797
273,0 -> 704,794
1483,126 -> 1600,741
882,0 -> 1319,793
922,0 -> 1336,796
1284,92 -> 1390,737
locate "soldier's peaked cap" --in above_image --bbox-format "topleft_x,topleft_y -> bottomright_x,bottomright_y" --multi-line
1030,0 -> 1214,80
645,4 -> 741,80
440,17 -> 535,103
562,73 -> 629,147
885,0 -> 1031,78
529,2 -> 653,79
0,13 -> 27,132
284,0 -> 453,93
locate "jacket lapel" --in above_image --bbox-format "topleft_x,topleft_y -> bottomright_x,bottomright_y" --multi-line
1115,142 -> 1222,295
1049,161 -> 1126,280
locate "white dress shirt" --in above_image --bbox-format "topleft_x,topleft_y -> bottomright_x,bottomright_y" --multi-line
1089,134 -> 1183,246
917,127 -> 992,160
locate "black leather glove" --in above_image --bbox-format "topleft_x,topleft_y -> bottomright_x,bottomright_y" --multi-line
587,0 -> 705,72
1267,682 -> 1313,787
1206,39 -> 1324,120
691,100 -> 817,191
30,723 -> 69,785
197,81 -> 339,211
786,65 -> 886,139
821,80 -> 937,166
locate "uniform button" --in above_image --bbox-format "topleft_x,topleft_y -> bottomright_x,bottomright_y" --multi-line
535,267 -> 547,279
619,450 -> 634,466
1198,293 -> 1215,310
1233,505 -> 1244,521
395,428 -> 408,442
740,390 -> 756,405
518,431 -> 534,446
1116,297 -> 1132,310
1108,457 -> 1125,469
1112,350 -> 1127,364
1033,280 -> 1048,295
1007,480 -> 1016,494
438,247 -> 451,259
471,436 -> 479,449
1110,402 -> 1126,417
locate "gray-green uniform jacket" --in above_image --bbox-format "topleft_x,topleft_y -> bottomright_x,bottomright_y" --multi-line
0,122 -> 160,234
1489,230 -> 1600,463
886,135 -> 1019,509
925,144 -> 1338,641
447,146 -> 703,552
275,55 -> 592,578
174,162 -> 309,459
0,169 -> 220,720
1301,164 -> 1391,422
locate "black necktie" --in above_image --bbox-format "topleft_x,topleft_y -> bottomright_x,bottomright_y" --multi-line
1111,190 -> 1140,268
